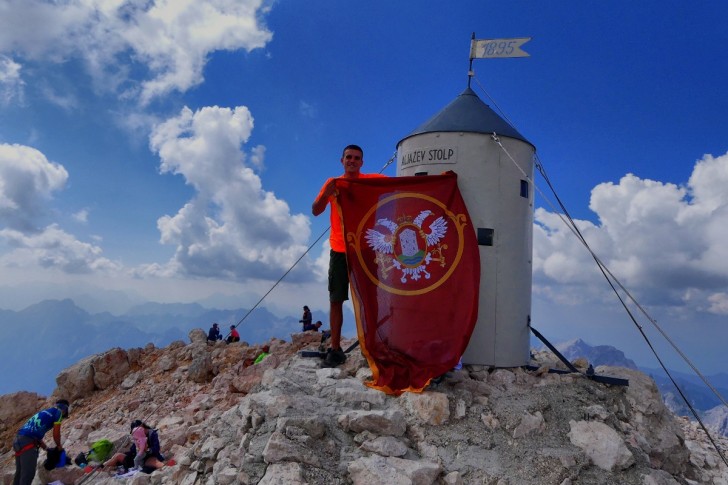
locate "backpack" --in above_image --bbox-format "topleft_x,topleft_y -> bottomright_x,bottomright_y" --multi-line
86,438 -> 114,463
147,429 -> 164,459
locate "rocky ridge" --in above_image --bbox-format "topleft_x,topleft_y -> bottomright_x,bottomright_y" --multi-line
1,329 -> 727,484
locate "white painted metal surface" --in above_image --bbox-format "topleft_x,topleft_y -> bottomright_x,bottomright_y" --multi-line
397,99 -> 535,367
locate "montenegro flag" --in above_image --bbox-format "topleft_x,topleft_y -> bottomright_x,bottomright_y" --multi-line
335,171 -> 480,395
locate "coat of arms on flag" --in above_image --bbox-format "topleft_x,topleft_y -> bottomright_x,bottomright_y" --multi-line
335,172 -> 480,394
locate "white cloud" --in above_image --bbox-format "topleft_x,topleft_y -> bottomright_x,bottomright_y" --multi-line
146,105 -> 312,281
0,0 -> 273,104
0,144 -> 119,276
0,55 -> 24,105
72,209 -> 89,224
0,143 -> 69,232
0,224 -> 121,274
248,144 -> 266,171
534,151 -> 728,316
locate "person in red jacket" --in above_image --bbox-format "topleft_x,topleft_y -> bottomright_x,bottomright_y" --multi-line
226,325 -> 240,343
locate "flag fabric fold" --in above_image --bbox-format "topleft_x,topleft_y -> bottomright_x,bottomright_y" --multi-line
334,172 -> 480,395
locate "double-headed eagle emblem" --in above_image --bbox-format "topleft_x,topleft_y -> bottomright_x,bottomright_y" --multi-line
364,210 -> 449,283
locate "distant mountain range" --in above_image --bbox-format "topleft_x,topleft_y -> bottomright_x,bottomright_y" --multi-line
0,298 -> 332,396
3,299 -> 726,435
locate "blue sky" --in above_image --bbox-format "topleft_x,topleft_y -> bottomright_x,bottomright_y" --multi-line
1,1 -> 727,375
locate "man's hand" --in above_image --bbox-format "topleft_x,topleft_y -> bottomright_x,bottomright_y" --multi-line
312,179 -> 339,216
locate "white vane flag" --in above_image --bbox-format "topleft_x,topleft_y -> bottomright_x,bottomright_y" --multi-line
470,37 -> 531,59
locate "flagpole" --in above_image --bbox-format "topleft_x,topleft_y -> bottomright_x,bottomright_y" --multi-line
468,32 -> 476,88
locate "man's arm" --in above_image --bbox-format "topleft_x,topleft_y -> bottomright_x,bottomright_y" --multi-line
312,179 -> 337,216
53,422 -> 62,449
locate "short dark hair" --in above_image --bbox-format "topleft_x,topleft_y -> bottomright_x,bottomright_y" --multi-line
342,144 -> 363,158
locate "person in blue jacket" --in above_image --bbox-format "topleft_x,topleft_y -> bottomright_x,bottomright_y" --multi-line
13,399 -> 70,485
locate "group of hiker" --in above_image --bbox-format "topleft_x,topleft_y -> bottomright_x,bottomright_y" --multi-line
207,322 -> 240,344
11,145 -> 373,483
12,401 -> 170,484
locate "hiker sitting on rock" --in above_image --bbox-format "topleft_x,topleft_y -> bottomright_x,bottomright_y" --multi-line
13,399 -> 70,485
207,323 -> 222,342
226,325 -> 240,343
303,320 -> 322,332
253,345 -> 270,364
103,420 -> 166,474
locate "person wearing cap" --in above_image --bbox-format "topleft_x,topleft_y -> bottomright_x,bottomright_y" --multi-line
207,323 -> 222,342
13,399 -> 70,485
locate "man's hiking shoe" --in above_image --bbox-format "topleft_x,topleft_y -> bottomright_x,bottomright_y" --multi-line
321,348 -> 346,368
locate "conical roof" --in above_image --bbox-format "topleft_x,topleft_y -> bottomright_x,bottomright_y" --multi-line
398,87 -> 532,146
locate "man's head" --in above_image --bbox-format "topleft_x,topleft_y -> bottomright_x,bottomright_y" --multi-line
213,323 -> 218,328
230,325 -> 235,330
303,305 -> 309,311
340,145 -> 364,177
55,399 -> 70,418
262,345 -> 270,353
315,321 -> 322,329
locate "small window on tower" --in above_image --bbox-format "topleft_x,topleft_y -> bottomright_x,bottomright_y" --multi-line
520,180 -> 529,199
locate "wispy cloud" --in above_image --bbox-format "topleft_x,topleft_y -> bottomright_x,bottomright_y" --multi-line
0,56 -> 24,105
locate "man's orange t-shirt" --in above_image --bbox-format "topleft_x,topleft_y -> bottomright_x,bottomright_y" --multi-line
317,173 -> 385,252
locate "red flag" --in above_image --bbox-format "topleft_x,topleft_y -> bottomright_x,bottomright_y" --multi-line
335,172 -> 480,394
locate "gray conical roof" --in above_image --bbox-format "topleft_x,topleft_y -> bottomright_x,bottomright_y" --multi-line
398,87 -> 532,146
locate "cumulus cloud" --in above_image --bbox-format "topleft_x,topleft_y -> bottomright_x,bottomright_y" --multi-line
0,0 -> 273,104
534,151 -> 728,315
0,143 -> 68,232
0,144 -> 119,275
146,105 -> 312,281
0,224 -> 120,274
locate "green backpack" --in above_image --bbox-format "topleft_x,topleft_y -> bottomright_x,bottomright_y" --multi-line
86,439 -> 114,463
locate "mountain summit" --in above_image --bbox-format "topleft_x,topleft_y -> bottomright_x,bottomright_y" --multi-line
1,330 -> 726,484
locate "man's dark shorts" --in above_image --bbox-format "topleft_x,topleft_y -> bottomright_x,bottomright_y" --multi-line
328,250 -> 349,302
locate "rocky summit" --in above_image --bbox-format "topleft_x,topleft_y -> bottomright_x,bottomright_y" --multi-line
1,329 -> 727,485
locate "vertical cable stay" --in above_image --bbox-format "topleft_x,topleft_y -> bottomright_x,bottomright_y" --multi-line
489,104 -> 727,465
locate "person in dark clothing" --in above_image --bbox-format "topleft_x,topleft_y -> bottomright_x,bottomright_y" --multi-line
299,305 -> 312,331
13,399 -> 70,485
304,320 -> 322,332
207,323 -> 222,342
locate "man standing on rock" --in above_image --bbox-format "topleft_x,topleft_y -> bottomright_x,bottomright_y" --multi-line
312,144 -> 385,367
12,399 -> 70,485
